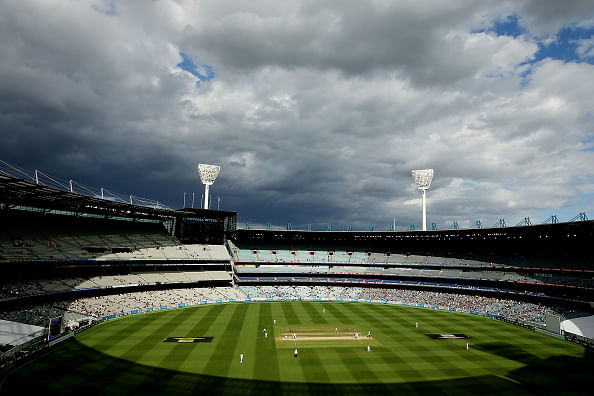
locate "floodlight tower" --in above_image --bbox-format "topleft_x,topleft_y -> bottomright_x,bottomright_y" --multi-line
411,169 -> 434,231
198,163 -> 220,210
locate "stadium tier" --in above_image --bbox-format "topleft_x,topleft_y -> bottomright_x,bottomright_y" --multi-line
227,230 -> 594,304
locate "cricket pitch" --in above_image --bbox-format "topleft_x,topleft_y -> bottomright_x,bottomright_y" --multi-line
277,328 -> 374,342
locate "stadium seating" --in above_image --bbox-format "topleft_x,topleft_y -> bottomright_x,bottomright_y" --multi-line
0,215 -> 236,263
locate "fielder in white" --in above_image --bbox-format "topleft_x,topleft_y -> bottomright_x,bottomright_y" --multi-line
240,353 -> 244,363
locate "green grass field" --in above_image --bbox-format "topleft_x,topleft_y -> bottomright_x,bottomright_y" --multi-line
1,301 -> 592,395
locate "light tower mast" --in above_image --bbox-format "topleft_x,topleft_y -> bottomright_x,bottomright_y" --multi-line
198,163 -> 220,210
411,169 -> 434,231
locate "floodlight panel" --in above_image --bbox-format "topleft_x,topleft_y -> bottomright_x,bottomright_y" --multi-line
198,163 -> 220,185
411,169 -> 434,190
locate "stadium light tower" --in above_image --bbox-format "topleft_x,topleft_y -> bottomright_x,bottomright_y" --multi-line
411,169 -> 434,231
198,163 -> 220,210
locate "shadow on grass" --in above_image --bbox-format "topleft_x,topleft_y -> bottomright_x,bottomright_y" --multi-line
473,341 -> 541,364
1,338 -> 592,396
475,341 -> 593,395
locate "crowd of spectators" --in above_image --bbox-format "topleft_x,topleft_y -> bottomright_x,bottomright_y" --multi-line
0,304 -> 64,327
240,285 -> 571,325
0,285 -> 575,329
53,287 -> 247,318
356,287 -> 565,324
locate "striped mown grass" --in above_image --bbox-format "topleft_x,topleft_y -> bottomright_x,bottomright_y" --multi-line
1,301 -> 591,395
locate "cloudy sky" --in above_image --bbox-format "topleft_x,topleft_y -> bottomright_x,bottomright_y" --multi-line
1,0 -> 594,231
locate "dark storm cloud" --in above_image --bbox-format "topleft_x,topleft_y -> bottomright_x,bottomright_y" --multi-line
180,0 -> 498,86
1,0 -> 593,230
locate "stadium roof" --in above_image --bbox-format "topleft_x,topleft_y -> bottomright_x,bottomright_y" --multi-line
0,319 -> 45,347
229,219 -> 594,257
0,173 -> 238,224
0,173 -> 177,221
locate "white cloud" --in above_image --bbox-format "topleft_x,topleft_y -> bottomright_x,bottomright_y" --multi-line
574,38 -> 594,60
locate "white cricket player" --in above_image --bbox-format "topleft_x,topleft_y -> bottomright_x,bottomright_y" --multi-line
274,319 -> 276,325
367,345 -> 371,352
415,322 -> 418,328
323,308 -> 325,315
294,348 -> 298,358
263,328 -> 267,333
355,332 -> 359,339
367,331 -> 371,338
466,342 -> 469,350
240,353 -> 244,363
335,327 -> 338,333
293,333 -> 296,339
265,332 -> 268,338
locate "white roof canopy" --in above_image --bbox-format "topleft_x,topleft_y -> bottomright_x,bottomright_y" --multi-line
0,319 -> 45,347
